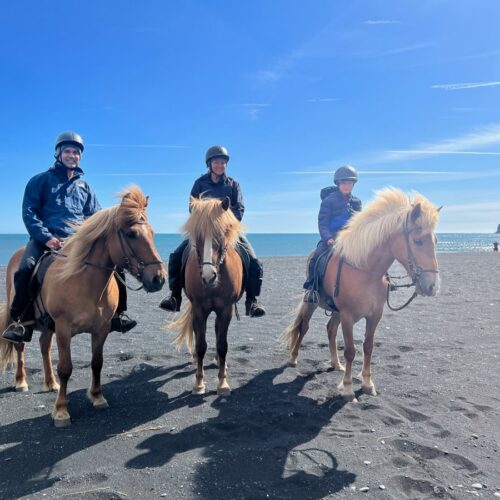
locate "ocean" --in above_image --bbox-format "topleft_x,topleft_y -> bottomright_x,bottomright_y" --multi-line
0,233 -> 499,265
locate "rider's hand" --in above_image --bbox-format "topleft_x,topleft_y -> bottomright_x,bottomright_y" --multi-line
327,238 -> 335,247
46,237 -> 62,251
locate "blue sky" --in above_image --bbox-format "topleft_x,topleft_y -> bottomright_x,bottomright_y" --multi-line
1,0 -> 499,234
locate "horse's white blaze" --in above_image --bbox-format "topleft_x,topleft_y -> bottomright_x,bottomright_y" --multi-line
201,236 -> 216,281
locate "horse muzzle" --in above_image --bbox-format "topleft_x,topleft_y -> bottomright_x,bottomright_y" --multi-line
416,273 -> 440,297
142,271 -> 166,293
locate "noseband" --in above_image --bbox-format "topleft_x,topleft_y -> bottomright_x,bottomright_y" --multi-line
386,213 -> 439,311
117,222 -> 163,282
194,240 -> 228,277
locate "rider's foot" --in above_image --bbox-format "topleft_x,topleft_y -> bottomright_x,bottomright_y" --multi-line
2,322 -> 33,344
159,294 -> 182,312
110,313 -> 137,333
245,298 -> 266,317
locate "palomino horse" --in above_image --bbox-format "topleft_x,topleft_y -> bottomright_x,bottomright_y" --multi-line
168,196 -> 244,395
0,186 -> 165,426
282,188 -> 440,402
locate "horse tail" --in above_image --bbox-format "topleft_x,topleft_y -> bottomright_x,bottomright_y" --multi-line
280,299 -> 310,353
0,304 -> 15,371
167,301 -> 194,353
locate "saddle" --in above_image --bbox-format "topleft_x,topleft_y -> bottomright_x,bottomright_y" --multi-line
312,249 -> 339,312
181,242 -> 251,290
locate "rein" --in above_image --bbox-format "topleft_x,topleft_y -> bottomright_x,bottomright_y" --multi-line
386,213 -> 439,311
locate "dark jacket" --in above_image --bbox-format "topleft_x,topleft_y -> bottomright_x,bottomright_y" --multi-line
318,186 -> 362,242
22,162 -> 101,244
190,172 -> 245,221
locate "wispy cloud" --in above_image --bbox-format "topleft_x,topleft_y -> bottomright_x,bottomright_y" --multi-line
94,172 -> 195,177
307,97 -> 340,103
238,102 -> 271,120
432,81 -> 500,90
87,143 -> 188,149
379,42 -> 435,56
445,201 -> 500,212
381,124 -> 500,161
364,20 -> 401,25
283,170 -> 457,175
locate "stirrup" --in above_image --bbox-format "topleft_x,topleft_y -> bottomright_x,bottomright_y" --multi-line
159,295 -> 181,312
245,300 -> 266,317
303,289 -> 320,304
110,313 -> 137,333
2,321 -> 33,344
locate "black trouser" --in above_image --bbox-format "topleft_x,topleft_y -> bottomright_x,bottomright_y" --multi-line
10,239 -> 46,321
304,239 -> 331,290
116,270 -> 127,314
167,236 -> 263,300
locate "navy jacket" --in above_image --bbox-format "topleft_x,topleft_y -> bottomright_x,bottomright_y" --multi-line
190,172 -> 245,221
22,162 -> 101,244
318,186 -> 362,242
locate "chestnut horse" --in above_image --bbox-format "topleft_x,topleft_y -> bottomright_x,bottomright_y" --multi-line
0,186 -> 166,426
168,197 -> 244,396
282,188 -> 441,402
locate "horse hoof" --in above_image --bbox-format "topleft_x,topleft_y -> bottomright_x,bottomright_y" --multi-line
53,415 -> 71,427
287,359 -> 297,368
217,387 -> 231,396
192,386 -> 206,395
342,394 -> 358,403
15,385 -> 29,393
93,398 -> 109,409
331,363 -> 345,372
42,383 -> 60,393
362,385 -> 377,396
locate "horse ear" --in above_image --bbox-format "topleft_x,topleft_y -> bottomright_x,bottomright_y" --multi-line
437,205 -> 443,212
411,203 -> 421,222
144,195 -> 149,207
221,197 -> 230,211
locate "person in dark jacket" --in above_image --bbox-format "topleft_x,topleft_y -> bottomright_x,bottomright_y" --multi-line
2,131 -> 137,344
303,165 -> 362,302
159,145 -> 265,317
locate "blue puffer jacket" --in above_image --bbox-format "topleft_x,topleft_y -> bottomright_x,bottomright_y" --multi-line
22,162 -> 101,244
190,172 -> 245,221
318,186 -> 362,242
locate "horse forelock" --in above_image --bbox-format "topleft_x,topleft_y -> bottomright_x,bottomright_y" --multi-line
335,187 -> 440,267
117,185 -> 149,226
184,197 -> 243,248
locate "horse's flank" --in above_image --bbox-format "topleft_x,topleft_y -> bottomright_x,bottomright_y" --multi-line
335,187 -> 440,268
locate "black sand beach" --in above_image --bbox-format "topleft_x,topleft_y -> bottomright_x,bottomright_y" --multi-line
1,253 -> 499,499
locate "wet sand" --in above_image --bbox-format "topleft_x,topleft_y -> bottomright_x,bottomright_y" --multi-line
0,253 -> 499,499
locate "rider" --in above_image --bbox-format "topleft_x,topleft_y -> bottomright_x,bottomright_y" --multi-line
2,131 -> 137,344
159,145 -> 266,317
303,165 -> 362,302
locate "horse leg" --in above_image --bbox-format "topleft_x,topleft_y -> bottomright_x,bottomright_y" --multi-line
327,314 -> 344,372
360,313 -> 382,396
40,331 -> 59,392
215,307 -> 232,396
338,316 -> 357,402
14,343 -> 28,392
53,326 -> 73,426
87,331 -> 109,408
288,302 -> 317,367
192,309 -> 209,395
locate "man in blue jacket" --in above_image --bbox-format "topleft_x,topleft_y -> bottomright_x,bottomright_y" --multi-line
2,131 -> 137,343
159,145 -> 265,317
303,165 -> 362,302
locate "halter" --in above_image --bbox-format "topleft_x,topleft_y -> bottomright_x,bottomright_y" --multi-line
193,240 -> 228,274
386,212 -> 439,311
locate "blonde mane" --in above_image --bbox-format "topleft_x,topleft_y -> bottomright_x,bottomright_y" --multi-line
56,186 -> 149,281
184,197 -> 244,248
335,187 -> 440,268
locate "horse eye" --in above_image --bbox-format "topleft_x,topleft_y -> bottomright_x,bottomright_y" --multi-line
127,230 -> 139,239
413,239 -> 423,246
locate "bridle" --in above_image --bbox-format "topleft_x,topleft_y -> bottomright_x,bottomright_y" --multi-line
85,221 -> 163,291
386,212 -> 439,311
193,239 -> 228,277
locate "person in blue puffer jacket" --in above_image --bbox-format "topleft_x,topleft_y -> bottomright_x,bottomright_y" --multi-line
303,165 -> 362,302
2,132 -> 136,344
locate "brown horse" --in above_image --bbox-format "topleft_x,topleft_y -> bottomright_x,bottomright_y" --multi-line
168,196 -> 244,395
282,188 -> 441,402
0,186 -> 166,426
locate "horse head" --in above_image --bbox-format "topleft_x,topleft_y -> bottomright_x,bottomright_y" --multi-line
186,196 -> 242,288
108,186 -> 166,292
391,199 -> 441,297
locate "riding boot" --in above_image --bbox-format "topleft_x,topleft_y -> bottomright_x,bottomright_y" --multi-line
303,254 -> 319,303
2,323 -> 34,344
110,271 -> 137,333
245,257 -> 265,317
159,243 -> 186,312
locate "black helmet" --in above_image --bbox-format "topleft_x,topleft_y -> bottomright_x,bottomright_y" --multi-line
205,145 -> 229,167
334,165 -> 358,185
54,131 -> 84,159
